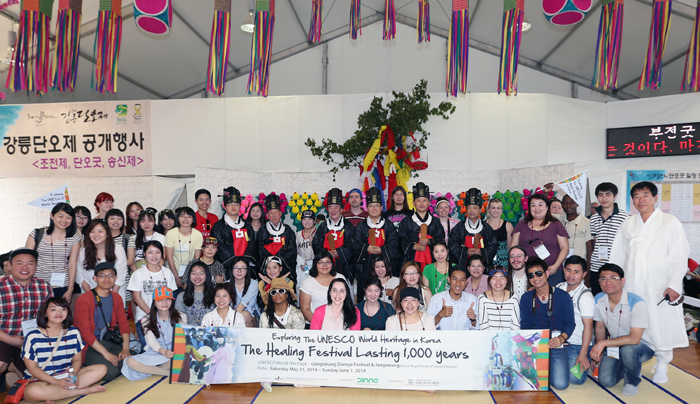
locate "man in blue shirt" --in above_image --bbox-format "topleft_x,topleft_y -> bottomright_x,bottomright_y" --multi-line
591,264 -> 652,396
519,258 -> 576,390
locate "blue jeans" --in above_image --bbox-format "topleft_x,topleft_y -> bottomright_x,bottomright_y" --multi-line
135,321 -> 147,354
550,347 -> 570,390
565,344 -> 591,385
598,343 -> 655,388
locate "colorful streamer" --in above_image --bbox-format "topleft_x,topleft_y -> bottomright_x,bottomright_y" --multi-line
417,0 -> 430,43
446,0 -> 469,96
639,0 -> 673,90
207,0 -> 232,96
498,0 -> 524,96
92,0 -> 123,94
591,0 -> 624,90
308,0 -> 322,43
247,0 -> 275,97
0,0 -> 19,11
383,0 -> 396,40
350,0 -> 361,39
52,0 -> 83,92
682,0 -> 700,92
6,0 -> 54,95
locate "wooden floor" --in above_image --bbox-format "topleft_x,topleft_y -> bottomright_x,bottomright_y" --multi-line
189,341 -> 700,404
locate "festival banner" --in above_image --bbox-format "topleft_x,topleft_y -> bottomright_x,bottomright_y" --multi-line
0,101 -> 151,178
556,171 -> 587,209
27,183 -> 71,210
170,325 -> 551,391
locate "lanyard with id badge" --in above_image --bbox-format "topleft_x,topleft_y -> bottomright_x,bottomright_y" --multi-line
530,225 -> 551,260
177,234 -> 192,276
49,239 -> 70,287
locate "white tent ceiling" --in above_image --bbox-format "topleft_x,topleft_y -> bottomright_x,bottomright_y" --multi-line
0,0 -> 698,103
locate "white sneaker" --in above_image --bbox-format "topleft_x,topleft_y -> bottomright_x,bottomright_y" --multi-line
261,382 -> 272,393
622,384 -> 639,396
651,363 -> 669,384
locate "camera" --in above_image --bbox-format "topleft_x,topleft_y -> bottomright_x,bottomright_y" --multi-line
102,327 -> 123,345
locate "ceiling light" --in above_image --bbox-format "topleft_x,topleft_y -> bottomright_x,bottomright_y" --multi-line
522,16 -> 532,32
241,11 -> 254,33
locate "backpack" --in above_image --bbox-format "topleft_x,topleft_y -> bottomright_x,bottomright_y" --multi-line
33,228 -> 46,249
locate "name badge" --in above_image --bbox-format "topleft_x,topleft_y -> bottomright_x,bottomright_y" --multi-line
273,236 -> 282,243
607,346 -> 620,359
50,272 -> 66,287
598,246 -> 609,261
235,230 -> 244,238
534,243 -> 551,260
178,265 -> 187,277
21,318 -> 38,336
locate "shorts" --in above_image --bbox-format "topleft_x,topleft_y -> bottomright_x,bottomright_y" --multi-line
0,339 -> 26,373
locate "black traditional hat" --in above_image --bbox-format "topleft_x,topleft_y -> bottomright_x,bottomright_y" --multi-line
412,182 -> 430,200
222,187 -> 241,205
327,188 -> 343,206
366,187 -> 383,205
265,193 -> 281,211
465,188 -> 482,207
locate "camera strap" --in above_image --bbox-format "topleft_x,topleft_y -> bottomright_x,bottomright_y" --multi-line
91,289 -> 114,335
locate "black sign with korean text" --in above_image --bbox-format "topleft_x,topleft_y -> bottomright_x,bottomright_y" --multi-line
606,122 -> 700,159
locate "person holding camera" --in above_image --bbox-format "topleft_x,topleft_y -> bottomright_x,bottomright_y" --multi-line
74,262 -> 131,381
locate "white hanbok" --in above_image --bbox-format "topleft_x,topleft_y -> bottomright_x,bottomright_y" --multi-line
610,208 -> 690,351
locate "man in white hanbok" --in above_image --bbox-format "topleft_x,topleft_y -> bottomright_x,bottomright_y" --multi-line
610,181 -> 690,384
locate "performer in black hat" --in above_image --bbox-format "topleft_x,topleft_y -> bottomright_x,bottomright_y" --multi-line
352,187 -> 400,301
397,182 -> 446,270
312,188 -> 356,283
210,187 -> 258,275
257,193 -> 297,283
448,188 -> 498,267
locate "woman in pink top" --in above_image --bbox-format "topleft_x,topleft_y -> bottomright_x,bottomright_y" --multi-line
465,255 -> 490,296
310,278 -> 360,330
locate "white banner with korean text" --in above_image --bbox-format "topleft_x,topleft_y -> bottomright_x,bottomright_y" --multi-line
0,101 -> 151,177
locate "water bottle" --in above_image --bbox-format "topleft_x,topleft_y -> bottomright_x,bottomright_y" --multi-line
67,367 -> 78,390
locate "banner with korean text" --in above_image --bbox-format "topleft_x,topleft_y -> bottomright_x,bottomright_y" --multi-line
170,325 -> 551,391
0,101 -> 151,177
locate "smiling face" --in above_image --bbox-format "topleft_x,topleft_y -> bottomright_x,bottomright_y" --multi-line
488,201 -> 503,219
437,202 -> 450,218
466,204 -> 480,221
232,261 -> 248,280
489,272 -> 507,291
433,244 -> 448,263
155,298 -> 172,311
266,262 -> 281,279
374,260 -> 387,278
448,270 -> 468,296
161,216 -> 175,231
301,217 -> 315,230
327,204 -> 341,221
145,245 -> 162,265
632,188 -> 658,217
596,190 -> 616,209
75,212 -> 89,229
413,197 -> 429,214
94,269 -> 117,289
203,243 -> 218,258
139,216 -> 155,233
196,194 -> 211,212
267,209 -> 281,224
107,215 -> 123,233
9,254 -> 37,284
365,284 -> 381,303
272,288 -> 288,304
98,199 -> 114,214
316,257 -> 333,276
190,266 -> 207,287
45,302 -> 68,326
562,195 -> 578,216
599,270 -> 625,295
348,193 -> 362,208
509,249 -> 526,271
330,282 -> 347,306
128,206 -> 142,221
401,296 -> 419,315
249,206 -> 262,221
529,198 -> 548,221
468,260 -> 485,278
367,203 -> 382,219
51,210 -> 73,231
564,263 -> 586,287
89,224 -> 108,246
550,201 -> 563,215
224,202 -> 241,217
527,265 -> 548,289
214,289 -> 232,309
178,212 -> 194,228
403,266 -> 421,287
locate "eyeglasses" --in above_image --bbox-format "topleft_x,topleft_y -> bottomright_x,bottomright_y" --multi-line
269,289 -> 287,297
404,272 -> 420,276
203,220 -> 212,231
233,266 -> 247,272
599,276 -> 621,283
509,254 -> 525,259
96,274 -> 116,279
526,271 -> 545,279
318,260 -> 333,266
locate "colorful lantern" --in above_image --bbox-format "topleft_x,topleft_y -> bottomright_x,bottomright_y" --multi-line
542,0 -> 592,26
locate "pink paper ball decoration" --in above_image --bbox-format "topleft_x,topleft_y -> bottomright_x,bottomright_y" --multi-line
542,0 -> 592,26
134,0 -> 173,35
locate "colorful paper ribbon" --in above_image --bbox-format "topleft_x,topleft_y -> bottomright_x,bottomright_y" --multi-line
639,0 -> 673,90
207,0 -> 232,96
92,0 -> 123,94
592,0 -> 624,90
383,0 -> 396,40
247,0 -> 275,97
498,0 -> 524,96
308,0 -> 322,43
52,0 -> 82,92
417,0 -> 430,43
350,0 -> 361,39
447,0 -> 469,96
682,0 -> 700,92
6,0 -> 54,95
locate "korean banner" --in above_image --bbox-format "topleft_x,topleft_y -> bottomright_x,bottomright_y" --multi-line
0,101 -> 151,177
627,170 -> 700,223
556,171 -> 587,210
171,326 -> 551,391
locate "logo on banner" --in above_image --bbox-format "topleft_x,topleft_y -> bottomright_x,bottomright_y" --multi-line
116,105 -> 128,124
133,104 -> 143,124
357,378 -> 379,384
28,184 -> 71,210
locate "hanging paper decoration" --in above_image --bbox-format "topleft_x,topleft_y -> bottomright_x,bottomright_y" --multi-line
639,0 -> 673,90
0,0 -> 19,11
52,0 -> 82,92
207,0 -> 231,96
6,0 -> 54,95
591,0 -> 624,90
248,0 -> 276,97
417,0 -> 430,43
498,0 -> 525,96
682,0 -> 700,92
542,0 -> 592,26
350,0 -> 361,39
134,0 -> 173,35
308,0 -> 322,43
92,0 -> 123,94
383,0 -> 396,40
446,0 -> 469,97
288,192 -> 323,230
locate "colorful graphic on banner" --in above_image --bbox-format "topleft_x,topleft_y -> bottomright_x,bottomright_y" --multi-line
0,101 -> 151,178
556,171 -> 587,210
627,170 -> 700,223
171,325 -> 550,391
28,183 -> 71,210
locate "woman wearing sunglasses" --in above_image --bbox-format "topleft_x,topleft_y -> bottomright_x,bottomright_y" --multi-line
259,278 -> 304,330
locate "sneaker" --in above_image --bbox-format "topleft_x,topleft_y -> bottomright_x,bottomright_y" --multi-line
651,363 -> 669,384
261,382 -> 272,393
622,384 -> 639,396
685,312 -> 700,324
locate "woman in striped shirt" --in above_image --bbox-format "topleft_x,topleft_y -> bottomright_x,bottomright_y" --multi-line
25,203 -> 82,302
21,297 -> 107,402
477,267 -> 520,330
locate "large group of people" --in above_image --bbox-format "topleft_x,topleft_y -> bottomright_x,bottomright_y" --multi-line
0,180 -> 692,399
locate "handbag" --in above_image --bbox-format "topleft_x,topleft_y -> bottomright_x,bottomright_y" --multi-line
4,328 -> 64,404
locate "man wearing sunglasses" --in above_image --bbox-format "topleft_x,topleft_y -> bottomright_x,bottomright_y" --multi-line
519,258 -> 575,391
610,181 -> 690,384
590,264 -> 652,396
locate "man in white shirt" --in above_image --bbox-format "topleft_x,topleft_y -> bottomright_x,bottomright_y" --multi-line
427,266 -> 478,330
508,246 -> 529,299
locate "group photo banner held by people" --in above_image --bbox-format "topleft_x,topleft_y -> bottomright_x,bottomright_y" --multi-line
0,100 -> 151,177
170,325 -> 551,391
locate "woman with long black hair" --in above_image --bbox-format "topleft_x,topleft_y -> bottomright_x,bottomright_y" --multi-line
175,262 -> 215,326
